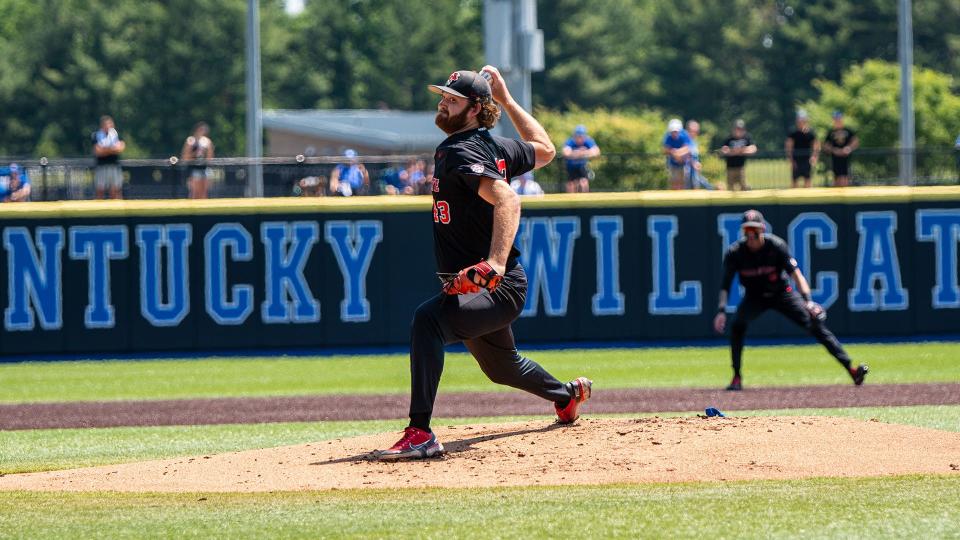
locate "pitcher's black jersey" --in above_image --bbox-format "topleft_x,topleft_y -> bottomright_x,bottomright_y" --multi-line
721,234 -> 798,298
431,128 -> 535,273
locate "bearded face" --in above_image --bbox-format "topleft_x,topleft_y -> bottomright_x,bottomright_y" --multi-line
435,102 -> 474,134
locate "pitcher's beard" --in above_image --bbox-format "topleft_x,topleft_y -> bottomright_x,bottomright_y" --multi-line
435,107 -> 472,134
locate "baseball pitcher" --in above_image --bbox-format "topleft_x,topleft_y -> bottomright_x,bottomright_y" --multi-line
377,67 -> 592,460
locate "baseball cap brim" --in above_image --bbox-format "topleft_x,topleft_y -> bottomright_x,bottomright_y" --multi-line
741,221 -> 764,229
428,85 -> 469,99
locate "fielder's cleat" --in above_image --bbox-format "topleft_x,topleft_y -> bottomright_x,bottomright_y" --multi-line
555,377 -> 592,424
850,364 -> 869,386
376,427 -> 444,460
725,375 -> 742,391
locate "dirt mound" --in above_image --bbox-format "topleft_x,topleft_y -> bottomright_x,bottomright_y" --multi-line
2,416 -> 959,492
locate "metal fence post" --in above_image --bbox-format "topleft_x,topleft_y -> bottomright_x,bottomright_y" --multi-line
40,157 -> 49,201
169,156 -> 180,199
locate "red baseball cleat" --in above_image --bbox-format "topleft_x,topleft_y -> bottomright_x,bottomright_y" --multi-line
555,377 -> 592,424
376,427 -> 444,460
726,375 -> 742,391
850,364 -> 869,386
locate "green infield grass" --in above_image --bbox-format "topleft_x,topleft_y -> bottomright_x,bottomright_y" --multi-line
1,342 -> 958,403
2,405 -> 957,474
1,475 -> 958,539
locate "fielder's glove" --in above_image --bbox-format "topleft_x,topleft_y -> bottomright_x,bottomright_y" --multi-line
805,300 -> 827,322
442,261 -> 502,295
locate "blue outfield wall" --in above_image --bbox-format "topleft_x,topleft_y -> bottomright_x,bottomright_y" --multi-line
1,187 -> 960,356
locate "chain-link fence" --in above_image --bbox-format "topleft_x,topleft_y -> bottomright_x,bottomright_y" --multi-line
9,155 -> 437,201
5,147 -> 959,201
535,147 -> 960,192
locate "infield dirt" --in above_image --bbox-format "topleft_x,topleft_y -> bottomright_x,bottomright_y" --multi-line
2,416 -> 959,492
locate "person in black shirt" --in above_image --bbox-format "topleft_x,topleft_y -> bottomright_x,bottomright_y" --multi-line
377,67 -> 592,460
720,119 -> 757,191
785,110 -> 820,188
713,209 -> 868,391
822,111 -> 859,187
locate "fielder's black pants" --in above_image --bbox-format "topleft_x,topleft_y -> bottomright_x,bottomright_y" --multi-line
730,290 -> 852,377
408,264 -> 570,431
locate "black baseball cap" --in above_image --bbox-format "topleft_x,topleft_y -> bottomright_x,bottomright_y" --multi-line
741,209 -> 765,229
428,70 -> 491,102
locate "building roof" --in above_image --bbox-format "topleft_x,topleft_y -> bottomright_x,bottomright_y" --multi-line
263,109 -> 443,153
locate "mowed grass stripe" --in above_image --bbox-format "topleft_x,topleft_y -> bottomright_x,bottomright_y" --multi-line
1,343 -> 958,403
2,405 -> 957,474
1,476 -> 958,539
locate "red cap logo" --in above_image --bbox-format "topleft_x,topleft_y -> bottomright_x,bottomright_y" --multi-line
446,72 -> 460,85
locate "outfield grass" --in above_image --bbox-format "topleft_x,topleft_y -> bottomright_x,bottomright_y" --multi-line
1,342 -> 958,403
1,475 -> 958,539
2,405 -> 957,474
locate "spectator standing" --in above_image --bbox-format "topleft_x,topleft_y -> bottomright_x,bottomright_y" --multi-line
329,149 -> 370,196
0,163 -> 31,202
181,122 -> 215,199
562,125 -> 600,193
822,111 -> 859,187
92,115 -> 125,199
685,120 -> 714,190
785,110 -> 820,188
720,119 -> 758,191
510,171 -> 544,196
663,118 -> 691,190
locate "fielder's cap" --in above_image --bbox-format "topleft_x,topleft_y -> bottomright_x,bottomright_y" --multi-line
428,70 -> 491,102
8,163 -> 18,173
741,209 -> 765,229
734,118 -> 746,129
668,118 -> 683,132
573,124 -> 588,136
796,109 -> 809,120
832,110 -> 844,119
344,149 -> 357,159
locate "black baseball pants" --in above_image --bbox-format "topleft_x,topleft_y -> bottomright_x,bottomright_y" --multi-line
730,290 -> 852,377
408,264 -> 571,431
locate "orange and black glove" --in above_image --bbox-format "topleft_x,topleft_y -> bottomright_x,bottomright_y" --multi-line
442,261 -> 502,295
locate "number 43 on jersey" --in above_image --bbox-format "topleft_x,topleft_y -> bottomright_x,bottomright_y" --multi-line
433,200 -> 451,224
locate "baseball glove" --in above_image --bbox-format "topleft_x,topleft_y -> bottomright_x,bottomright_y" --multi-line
442,261 -> 502,295
805,300 -> 827,322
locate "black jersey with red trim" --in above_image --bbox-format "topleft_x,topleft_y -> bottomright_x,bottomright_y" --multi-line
721,233 -> 798,298
431,127 -> 535,273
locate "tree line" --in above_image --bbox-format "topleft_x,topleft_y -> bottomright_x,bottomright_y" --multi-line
0,0 -> 958,158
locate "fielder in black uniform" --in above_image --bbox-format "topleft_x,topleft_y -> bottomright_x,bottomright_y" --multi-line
377,67 -> 592,460
713,209 -> 868,391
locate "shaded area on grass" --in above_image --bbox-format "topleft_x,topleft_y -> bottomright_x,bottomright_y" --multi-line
3,383 -> 959,430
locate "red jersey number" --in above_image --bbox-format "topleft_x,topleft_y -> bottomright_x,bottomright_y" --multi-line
496,158 -> 507,178
433,200 -> 451,224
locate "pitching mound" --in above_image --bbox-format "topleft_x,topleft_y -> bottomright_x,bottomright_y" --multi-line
2,416 -> 959,492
